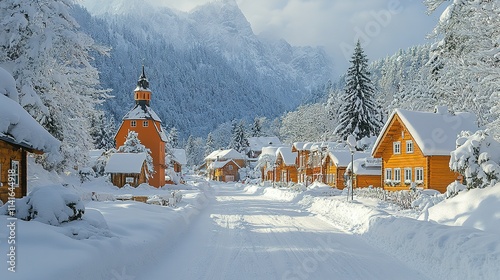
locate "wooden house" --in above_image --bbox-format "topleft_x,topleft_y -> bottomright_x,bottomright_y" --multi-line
114,66 -> 168,187
346,157 -> 382,189
258,146 -> 280,182
105,153 -> 148,187
247,136 -> 282,159
372,107 -> 478,193
323,150 -> 371,190
292,142 -> 316,185
0,70 -> 60,203
274,147 -> 298,183
205,149 -> 246,182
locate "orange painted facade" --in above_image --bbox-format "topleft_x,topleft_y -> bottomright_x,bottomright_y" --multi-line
115,67 -> 167,187
373,113 -> 461,193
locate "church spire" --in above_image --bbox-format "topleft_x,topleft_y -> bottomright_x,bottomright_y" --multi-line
134,65 -> 151,106
137,65 -> 149,90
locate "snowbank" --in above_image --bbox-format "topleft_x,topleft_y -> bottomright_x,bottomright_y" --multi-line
421,183 -> 500,235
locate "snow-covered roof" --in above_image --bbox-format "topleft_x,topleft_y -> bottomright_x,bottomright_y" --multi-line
327,150 -> 371,167
276,147 -> 297,166
172,148 -> 187,165
209,159 -> 241,169
205,149 -> 245,161
0,68 -> 60,155
123,104 -> 162,122
248,136 -> 281,152
105,153 -> 146,174
292,142 -> 307,151
373,108 -> 479,156
347,157 -> 382,176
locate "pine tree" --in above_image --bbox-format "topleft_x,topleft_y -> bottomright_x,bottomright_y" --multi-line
335,40 -> 382,141
118,130 -> 154,176
230,120 -> 249,153
205,132 -> 216,157
90,112 -> 116,150
250,117 -> 263,137
168,127 -> 179,148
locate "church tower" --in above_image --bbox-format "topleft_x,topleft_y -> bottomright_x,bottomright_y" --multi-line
114,66 -> 168,187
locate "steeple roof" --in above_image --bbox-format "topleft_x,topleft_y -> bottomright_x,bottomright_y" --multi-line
136,65 -> 150,91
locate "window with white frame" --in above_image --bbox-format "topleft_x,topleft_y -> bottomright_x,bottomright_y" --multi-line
393,141 -> 401,154
415,167 -> 424,183
385,168 -> 392,182
228,165 -> 233,171
404,168 -> 412,183
143,120 -> 149,127
125,177 -> 134,183
11,160 -> 19,186
394,168 -> 401,183
406,140 -> 414,153
131,120 -> 136,127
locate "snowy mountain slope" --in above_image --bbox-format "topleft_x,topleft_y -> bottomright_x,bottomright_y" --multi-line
74,1 -> 333,138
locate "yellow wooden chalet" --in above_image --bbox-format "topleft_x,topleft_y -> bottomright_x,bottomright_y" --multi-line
372,107 -> 478,193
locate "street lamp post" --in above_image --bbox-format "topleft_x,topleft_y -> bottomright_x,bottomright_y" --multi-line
350,149 -> 354,201
346,134 -> 357,202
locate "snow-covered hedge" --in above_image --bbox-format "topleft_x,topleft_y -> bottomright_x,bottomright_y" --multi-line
0,185 -> 85,225
450,130 -> 500,189
147,191 -> 183,207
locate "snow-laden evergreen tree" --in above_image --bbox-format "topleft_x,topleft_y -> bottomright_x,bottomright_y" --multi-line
205,132 -> 216,157
230,120 -> 249,153
425,0 -> 500,132
168,127 -> 179,148
250,117 -> 264,137
335,41 -> 382,141
117,130 -> 154,176
90,111 -> 116,150
450,130 -> 500,189
185,135 -> 205,167
0,0 -> 109,171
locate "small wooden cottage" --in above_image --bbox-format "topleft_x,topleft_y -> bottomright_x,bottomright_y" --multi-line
372,107 -> 478,193
274,147 -> 298,183
346,157 -> 382,189
205,149 -> 246,182
323,150 -> 371,190
292,142 -> 315,185
114,66 -> 168,187
105,153 -> 148,187
0,68 -> 60,203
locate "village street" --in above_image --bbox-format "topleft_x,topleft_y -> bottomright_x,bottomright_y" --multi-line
142,183 -> 429,280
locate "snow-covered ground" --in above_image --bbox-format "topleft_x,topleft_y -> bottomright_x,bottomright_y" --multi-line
1,164 -> 499,279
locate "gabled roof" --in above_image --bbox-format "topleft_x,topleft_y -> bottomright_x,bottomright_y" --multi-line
105,153 -> 146,174
276,147 -> 297,166
372,108 -> 478,156
327,150 -> 371,167
123,104 -> 162,122
209,159 -> 241,169
0,81 -> 60,155
347,157 -> 382,175
205,149 -> 245,161
248,136 -> 281,152
172,148 -> 187,165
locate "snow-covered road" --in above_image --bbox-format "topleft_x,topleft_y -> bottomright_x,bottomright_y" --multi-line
143,183 -> 429,280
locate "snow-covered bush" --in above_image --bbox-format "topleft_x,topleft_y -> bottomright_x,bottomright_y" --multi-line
78,167 -> 95,183
445,181 -> 467,199
450,130 -> 500,189
0,185 -> 85,225
146,191 -> 182,207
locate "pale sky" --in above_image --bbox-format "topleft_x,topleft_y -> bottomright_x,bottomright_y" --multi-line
89,0 -> 445,76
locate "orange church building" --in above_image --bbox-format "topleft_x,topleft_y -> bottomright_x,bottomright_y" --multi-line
115,67 -> 168,187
